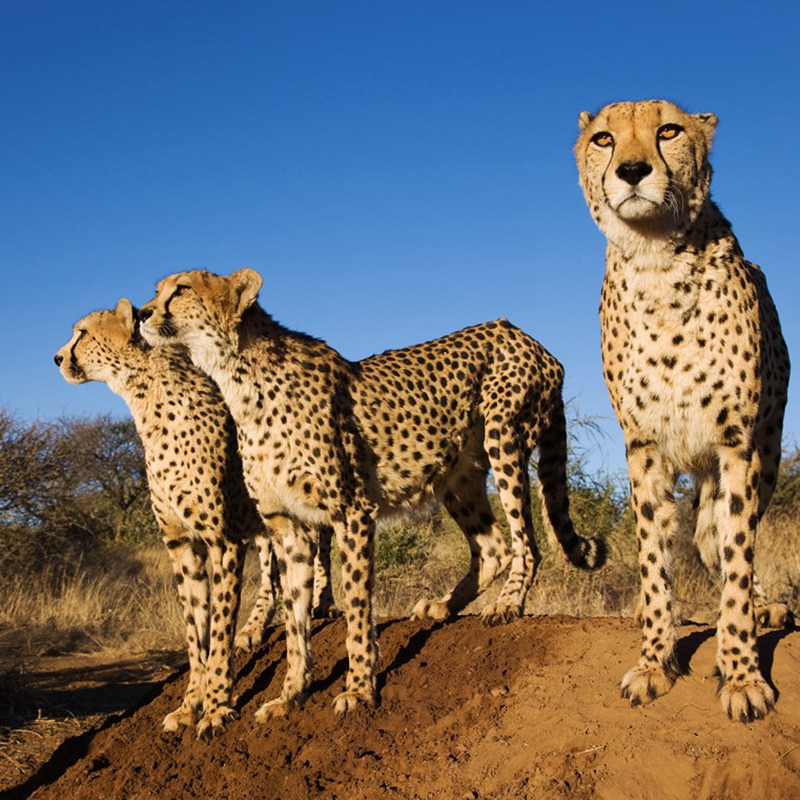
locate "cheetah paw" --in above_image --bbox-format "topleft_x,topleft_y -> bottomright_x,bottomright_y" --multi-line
254,693 -> 305,723
196,706 -> 238,740
235,627 -> 267,653
410,598 -> 450,621
480,601 -> 522,626
332,689 -> 376,715
756,603 -> 794,630
162,707 -> 197,733
620,664 -> 676,707
312,602 -> 343,620
719,676 -> 775,723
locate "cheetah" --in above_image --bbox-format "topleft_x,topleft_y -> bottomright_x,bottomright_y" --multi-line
575,99 -> 790,721
138,269 -> 605,717
54,299 -> 337,737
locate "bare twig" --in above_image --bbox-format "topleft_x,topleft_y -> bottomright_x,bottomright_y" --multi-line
778,743 -> 800,762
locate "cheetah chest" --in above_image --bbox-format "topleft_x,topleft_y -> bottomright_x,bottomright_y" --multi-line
602,276 -> 750,470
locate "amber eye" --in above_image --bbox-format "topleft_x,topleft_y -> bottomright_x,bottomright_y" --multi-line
658,124 -> 683,141
171,285 -> 190,300
591,131 -> 614,148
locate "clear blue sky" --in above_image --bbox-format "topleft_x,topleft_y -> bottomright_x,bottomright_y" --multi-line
2,1 -> 798,477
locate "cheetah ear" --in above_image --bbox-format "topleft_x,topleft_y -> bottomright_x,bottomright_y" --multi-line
694,112 -> 718,129
578,111 -> 594,131
230,268 -> 263,315
693,112 -> 718,147
114,298 -> 136,334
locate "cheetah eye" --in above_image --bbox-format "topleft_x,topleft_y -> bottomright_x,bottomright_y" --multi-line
591,131 -> 614,148
171,285 -> 191,300
658,124 -> 683,141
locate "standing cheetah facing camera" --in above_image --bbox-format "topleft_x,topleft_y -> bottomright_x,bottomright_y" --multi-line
139,269 -> 605,717
55,300 -> 337,737
575,100 -> 790,721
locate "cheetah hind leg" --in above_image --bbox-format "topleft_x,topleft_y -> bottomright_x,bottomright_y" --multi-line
312,525 -> 342,619
235,525 -> 342,656
534,404 -> 606,572
753,554 -> 793,629
692,473 -> 792,630
235,534 -> 278,652
479,433 -> 541,626
411,479 -> 512,621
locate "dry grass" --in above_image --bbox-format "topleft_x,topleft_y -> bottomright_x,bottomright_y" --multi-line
757,508 -> 800,610
0,549 -> 182,660
0,495 -> 796,668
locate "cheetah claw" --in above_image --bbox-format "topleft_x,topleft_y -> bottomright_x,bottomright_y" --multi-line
254,693 -> 305,723
718,676 -> 775,723
162,708 -> 196,733
620,664 -> 676,707
196,706 -> 238,740
234,628 -> 267,653
332,689 -> 376,715
480,601 -> 522,626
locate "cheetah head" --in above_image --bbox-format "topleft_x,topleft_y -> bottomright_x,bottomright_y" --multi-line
574,100 -> 717,242
54,299 -> 139,385
138,268 -> 263,363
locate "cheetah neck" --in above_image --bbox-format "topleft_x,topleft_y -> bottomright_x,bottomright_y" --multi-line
116,349 -> 179,429
606,200 -> 738,277
105,347 -> 151,403
188,308 -> 298,420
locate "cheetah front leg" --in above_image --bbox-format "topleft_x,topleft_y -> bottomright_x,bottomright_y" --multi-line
254,519 -> 316,721
196,539 -> 245,739
161,532 -> 210,733
714,449 -> 775,722
620,444 -> 682,706
332,510 -> 378,713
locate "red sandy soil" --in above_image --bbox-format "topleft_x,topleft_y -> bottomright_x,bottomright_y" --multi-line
6,615 -> 800,799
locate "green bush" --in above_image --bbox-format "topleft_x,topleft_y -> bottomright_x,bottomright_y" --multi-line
375,515 -> 438,572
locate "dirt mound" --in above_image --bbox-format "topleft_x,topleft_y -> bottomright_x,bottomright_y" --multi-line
14,616 -> 800,799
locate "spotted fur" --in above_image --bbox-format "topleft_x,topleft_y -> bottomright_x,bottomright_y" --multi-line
139,271 -> 604,717
55,300 -> 336,737
575,99 -> 790,721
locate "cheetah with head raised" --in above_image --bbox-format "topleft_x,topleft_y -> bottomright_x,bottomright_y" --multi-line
139,269 -> 604,717
575,99 -> 790,721
54,299 -> 336,737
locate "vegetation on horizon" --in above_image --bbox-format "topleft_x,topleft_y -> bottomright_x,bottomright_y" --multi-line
0,408 -> 797,667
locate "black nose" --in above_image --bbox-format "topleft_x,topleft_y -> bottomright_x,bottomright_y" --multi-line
616,161 -> 653,186
54,354 -> 63,367
137,307 -> 153,322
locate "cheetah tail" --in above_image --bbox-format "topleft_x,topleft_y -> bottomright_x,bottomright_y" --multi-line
536,399 -> 606,571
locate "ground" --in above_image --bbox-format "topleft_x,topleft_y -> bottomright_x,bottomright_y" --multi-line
4,615 -> 800,799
